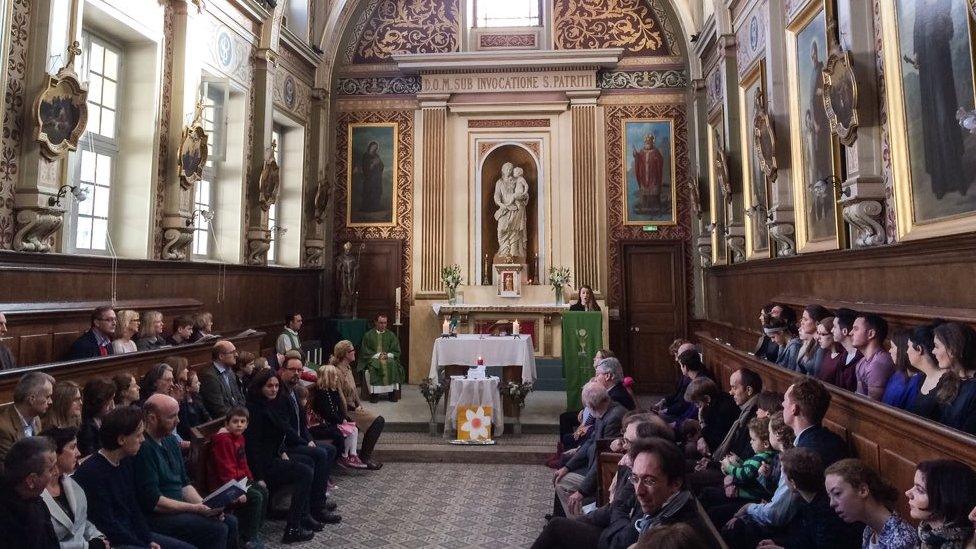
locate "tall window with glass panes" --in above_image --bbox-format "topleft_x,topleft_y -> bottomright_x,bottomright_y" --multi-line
267,126 -> 283,264
192,82 -> 225,259
472,0 -> 542,27
70,34 -> 121,253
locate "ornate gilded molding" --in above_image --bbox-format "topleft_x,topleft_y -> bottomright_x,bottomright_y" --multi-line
178,101 -> 209,190
597,70 -> 688,90
33,41 -> 88,161
258,140 -> 280,211
713,128 -> 732,204
768,222 -> 796,257
478,33 -> 537,50
822,43 -> 859,146
753,88 -> 778,184
467,119 -> 550,129
553,0 -> 672,56
335,76 -> 422,96
13,207 -> 64,252
843,199 -> 885,248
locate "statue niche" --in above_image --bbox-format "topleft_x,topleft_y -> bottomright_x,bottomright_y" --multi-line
481,144 -> 539,278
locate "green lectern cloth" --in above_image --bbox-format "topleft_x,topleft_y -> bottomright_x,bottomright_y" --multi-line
561,312 -> 603,411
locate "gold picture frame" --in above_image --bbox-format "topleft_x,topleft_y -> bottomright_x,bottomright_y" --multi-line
822,40 -> 860,146
707,116 -> 728,266
34,42 -> 89,161
621,118 -> 678,226
881,1 -> 976,241
786,0 -> 845,253
739,59 -> 772,260
346,122 -> 399,228
177,101 -> 209,190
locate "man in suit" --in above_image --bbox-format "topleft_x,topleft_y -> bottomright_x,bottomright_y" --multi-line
0,372 -> 54,462
65,307 -> 116,360
0,436 -> 60,547
275,355 -> 341,526
0,313 -> 15,370
554,382 -> 626,517
198,340 -> 246,419
595,357 -> 636,411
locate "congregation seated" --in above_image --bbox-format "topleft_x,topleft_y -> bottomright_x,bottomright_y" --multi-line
310,365 -> 368,469
851,313 -> 894,401
0,437 -> 60,547
78,377 -> 117,457
113,309 -> 141,355
138,362 -> 175,403
176,368 -> 211,441
329,340 -> 385,470
824,458 -> 919,548
199,340 -> 246,419
555,349 -> 616,461
653,340 -> 696,422
595,357 -> 636,411
765,318 -> 801,372
883,329 -> 924,409
0,312 -> 16,370
166,316 -> 195,346
796,305 -> 832,377
208,406 -> 268,547
907,459 -> 976,546
66,306 -> 117,360
135,309 -> 169,351
39,426 -> 109,548
189,311 -> 215,343
0,372 -> 53,460
41,380 -> 82,429
685,377 -> 739,460
933,322 -> 976,435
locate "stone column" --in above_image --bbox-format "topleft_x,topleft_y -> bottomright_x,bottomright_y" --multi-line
417,93 -> 449,295
717,34 -> 747,263
13,0 -> 80,252
160,1 -> 196,260
304,87 -> 329,267
764,0 -> 796,256
567,90 -> 602,294
690,78 -> 712,269
835,0 -> 886,247
244,47 -> 277,265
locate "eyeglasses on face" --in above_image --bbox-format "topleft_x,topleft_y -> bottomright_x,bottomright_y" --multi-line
284,367 -> 304,373
628,473 -> 659,489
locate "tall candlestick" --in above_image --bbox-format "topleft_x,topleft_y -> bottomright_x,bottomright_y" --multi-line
394,287 -> 402,325
442,319 -> 450,335
513,319 -> 520,335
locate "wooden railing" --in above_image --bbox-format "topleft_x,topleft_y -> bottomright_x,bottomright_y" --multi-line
695,326 -> 976,518
0,330 -> 265,403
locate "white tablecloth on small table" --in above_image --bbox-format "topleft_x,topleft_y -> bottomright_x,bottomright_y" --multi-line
446,376 -> 504,436
429,334 -> 537,382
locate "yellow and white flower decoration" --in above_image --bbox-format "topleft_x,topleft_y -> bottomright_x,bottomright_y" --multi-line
458,405 -> 492,441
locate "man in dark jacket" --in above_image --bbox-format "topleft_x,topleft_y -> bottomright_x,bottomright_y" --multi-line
0,437 -> 62,548
65,306 -> 116,360
198,340 -> 246,418
554,382 -> 626,516
595,357 -> 636,411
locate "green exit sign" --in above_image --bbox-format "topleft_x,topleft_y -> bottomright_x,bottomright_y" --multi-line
642,225 -> 658,232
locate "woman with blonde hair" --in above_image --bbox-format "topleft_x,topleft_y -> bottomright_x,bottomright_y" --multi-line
311,364 -> 366,469
135,310 -> 167,351
111,309 -> 140,354
329,340 -> 386,470
42,380 -> 82,428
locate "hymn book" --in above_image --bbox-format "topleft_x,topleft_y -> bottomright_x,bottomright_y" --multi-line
202,478 -> 248,509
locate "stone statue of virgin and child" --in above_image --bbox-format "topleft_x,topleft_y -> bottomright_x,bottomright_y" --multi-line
493,162 -> 530,263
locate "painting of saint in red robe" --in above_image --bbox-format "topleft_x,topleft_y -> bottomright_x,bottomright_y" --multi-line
624,120 -> 675,224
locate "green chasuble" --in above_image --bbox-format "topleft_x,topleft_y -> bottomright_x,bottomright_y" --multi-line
561,311 -> 603,411
357,329 -> 405,386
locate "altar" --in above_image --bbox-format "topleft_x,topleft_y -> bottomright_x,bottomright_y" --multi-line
429,334 -> 537,382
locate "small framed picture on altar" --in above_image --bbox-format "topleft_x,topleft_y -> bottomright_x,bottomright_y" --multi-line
495,264 -> 522,298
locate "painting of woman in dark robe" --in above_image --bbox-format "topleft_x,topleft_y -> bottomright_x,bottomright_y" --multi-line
897,0 -> 976,221
346,123 -> 397,226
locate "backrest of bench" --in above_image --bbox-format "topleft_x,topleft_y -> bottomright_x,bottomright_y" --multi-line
190,417 -> 227,493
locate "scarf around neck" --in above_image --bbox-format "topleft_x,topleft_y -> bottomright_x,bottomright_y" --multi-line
634,490 -> 693,535
918,521 -> 973,548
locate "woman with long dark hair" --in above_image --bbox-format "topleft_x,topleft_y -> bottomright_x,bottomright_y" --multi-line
933,323 -> 976,435
569,285 -> 600,311
883,329 -> 923,410
906,459 -> 976,548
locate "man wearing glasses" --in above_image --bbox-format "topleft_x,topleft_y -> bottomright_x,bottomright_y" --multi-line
66,306 -> 117,360
199,340 -> 246,418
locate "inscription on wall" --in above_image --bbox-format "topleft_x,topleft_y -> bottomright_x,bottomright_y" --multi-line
420,71 -> 597,93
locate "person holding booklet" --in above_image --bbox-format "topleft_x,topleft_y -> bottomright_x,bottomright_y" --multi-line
209,406 -> 268,549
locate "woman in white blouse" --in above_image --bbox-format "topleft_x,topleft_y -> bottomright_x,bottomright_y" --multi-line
111,309 -> 140,354
39,426 -> 108,549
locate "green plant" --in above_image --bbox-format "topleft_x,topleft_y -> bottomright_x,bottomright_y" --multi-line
548,266 -> 571,292
440,264 -> 463,292
499,381 -> 534,410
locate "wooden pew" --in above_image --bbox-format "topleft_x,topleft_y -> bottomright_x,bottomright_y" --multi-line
0,330 -> 265,404
1,298 -> 203,366
189,417 -> 226,493
696,328 -> 976,519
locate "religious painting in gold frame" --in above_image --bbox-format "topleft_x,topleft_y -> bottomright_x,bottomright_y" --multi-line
739,59 -> 771,260
880,0 -> 976,241
621,119 -> 677,226
707,116 -> 728,266
346,122 -> 399,228
786,0 -> 845,253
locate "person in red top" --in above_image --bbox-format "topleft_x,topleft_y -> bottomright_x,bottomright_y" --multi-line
633,133 -> 665,212
209,406 -> 268,548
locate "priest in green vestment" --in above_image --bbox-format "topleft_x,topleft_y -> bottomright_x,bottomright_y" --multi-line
357,314 -> 404,402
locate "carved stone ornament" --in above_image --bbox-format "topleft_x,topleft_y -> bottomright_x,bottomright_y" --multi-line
246,230 -> 271,265
753,88 -> 778,184
687,166 -> 704,219
258,140 -> 281,211
696,235 -> 712,268
312,175 -> 331,223
162,227 -> 194,260
843,199 -> 885,248
768,222 -> 796,257
726,231 -> 746,263
304,239 -> 325,267
13,206 -> 64,252
178,101 -> 209,190
713,128 -> 732,203
34,41 -> 89,161
822,42 -> 859,147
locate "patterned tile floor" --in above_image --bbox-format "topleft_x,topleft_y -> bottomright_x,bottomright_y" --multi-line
260,462 -> 551,548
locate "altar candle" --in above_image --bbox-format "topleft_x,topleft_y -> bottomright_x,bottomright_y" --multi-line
394,287 -> 402,325
477,356 -> 484,366
442,319 -> 450,335
513,319 -> 520,335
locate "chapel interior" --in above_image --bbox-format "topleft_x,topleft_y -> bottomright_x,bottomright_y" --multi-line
2,0 -> 976,547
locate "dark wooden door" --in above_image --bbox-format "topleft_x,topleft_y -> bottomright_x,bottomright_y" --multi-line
622,242 -> 688,394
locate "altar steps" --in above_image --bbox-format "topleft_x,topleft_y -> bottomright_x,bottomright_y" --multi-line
531,358 -> 567,391
369,432 -> 555,465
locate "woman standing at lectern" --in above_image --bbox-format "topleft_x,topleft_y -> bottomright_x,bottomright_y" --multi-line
569,285 -> 600,311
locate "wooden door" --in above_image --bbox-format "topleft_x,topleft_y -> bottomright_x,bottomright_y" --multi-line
621,242 -> 688,393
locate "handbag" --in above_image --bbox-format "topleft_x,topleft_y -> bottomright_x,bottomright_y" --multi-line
337,420 -> 357,436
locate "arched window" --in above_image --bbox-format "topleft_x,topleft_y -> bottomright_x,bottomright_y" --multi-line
472,0 -> 542,27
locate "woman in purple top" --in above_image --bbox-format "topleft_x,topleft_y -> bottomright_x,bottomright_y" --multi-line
882,330 -> 923,410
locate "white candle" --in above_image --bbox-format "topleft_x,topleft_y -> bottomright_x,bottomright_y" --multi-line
394,287 -> 402,325
513,319 -> 520,335
442,319 -> 450,335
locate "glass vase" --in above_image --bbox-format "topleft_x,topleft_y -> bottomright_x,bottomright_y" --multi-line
554,286 -> 565,305
447,286 -> 457,305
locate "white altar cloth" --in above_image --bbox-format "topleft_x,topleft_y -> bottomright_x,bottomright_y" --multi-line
446,376 -> 504,436
429,334 -> 537,383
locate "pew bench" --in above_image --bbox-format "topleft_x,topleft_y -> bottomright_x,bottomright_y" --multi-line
189,417 -> 225,493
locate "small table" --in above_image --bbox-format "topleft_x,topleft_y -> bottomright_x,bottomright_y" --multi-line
445,376 -> 504,438
429,334 -> 537,382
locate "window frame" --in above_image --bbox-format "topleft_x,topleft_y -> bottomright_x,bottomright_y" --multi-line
267,125 -> 284,265
190,80 -> 228,260
471,0 -> 543,28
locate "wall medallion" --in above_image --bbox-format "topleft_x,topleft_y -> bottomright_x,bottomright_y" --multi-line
33,41 -> 89,161
177,101 -> 209,190
283,75 -> 296,110
216,29 -> 235,69
753,88 -> 777,185
822,41 -> 859,146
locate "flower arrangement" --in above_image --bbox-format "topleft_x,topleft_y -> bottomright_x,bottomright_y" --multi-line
419,377 -> 445,422
441,264 -> 463,303
548,266 -> 571,304
499,381 -> 534,410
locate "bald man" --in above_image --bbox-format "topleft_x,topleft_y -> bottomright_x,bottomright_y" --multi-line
134,393 -> 240,548
199,339 -> 245,418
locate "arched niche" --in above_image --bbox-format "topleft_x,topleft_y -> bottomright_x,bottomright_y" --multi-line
478,143 -> 543,282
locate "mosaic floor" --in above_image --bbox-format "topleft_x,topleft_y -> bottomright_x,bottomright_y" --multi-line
260,462 -> 552,548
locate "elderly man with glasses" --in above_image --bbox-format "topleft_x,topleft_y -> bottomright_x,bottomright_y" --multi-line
66,306 -> 117,360
199,339 -> 246,418
595,357 -> 636,411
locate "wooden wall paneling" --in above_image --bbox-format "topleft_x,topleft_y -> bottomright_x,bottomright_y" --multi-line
880,449 -> 918,519
849,432 -> 880,470
347,239 -> 402,322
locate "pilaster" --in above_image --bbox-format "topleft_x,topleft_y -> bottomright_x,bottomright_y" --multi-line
417,93 -> 449,295
764,0 -> 795,256
567,89 -> 602,295
243,46 -> 277,265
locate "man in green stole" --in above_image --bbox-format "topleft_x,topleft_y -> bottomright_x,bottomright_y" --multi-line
357,314 -> 404,402
276,312 -> 303,357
